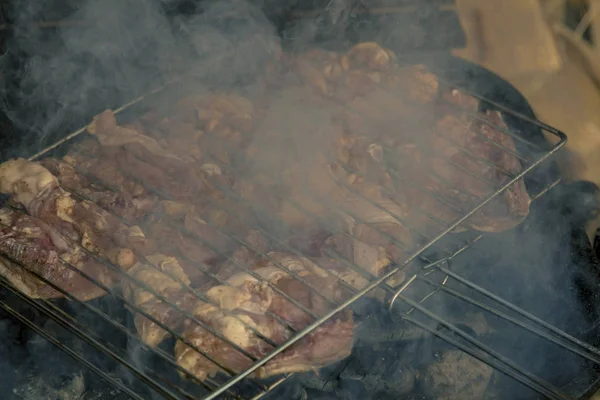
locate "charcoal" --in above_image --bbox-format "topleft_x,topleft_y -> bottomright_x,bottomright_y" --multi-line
382,362 -> 416,395
372,390 -> 405,400
335,377 -> 369,400
420,350 -> 493,400
12,373 -> 86,400
305,387 -> 338,400
263,379 -> 307,400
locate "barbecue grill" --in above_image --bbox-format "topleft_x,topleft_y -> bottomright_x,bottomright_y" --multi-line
1,2 -> 600,400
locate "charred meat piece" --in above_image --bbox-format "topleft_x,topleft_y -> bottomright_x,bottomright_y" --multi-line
122,254 -> 198,347
39,158 -> 155,224
175,252 -> 354,381
0,207 -> 116,301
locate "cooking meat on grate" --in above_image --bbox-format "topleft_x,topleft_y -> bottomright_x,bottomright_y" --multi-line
86,112 -> 232,204
0,158 -> 154,269
172,92 -> 256,165
124,230 -> 266,347
0,207 -> 116,300
175,252 -> 354,381
122,253 -> 199,347
243,83 -> 415,289
213,229 -> 269,284
425,88 -> 532,232
39,158 -> 155,224
57,143 -> 229,284
291,42 -> 439,130
144,215 -> 229,269
61,144 -> 154,202
292,42 -> 531,234
74,136 -> 194,202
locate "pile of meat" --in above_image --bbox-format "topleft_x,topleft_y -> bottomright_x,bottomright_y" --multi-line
0,42 -> 531,383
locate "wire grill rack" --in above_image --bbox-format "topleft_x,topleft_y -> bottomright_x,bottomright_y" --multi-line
0,68 -> 573,400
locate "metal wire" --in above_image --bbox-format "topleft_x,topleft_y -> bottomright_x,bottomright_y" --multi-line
0,69 -> 568,400
0,300 -> 146,400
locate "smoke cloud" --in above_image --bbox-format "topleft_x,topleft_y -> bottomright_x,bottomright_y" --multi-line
0,1 -> 598,400
0,0 -> 285,160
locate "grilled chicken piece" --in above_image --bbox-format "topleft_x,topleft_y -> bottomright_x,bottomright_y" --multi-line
428,89 -> 531,232
292,42 -> 438,120
175,93 -> 255,134
131,112 -> 205,161
341,42 -> 396,71
292,48 -> 344,96
63,142 -> 152,200
318,205 -> 411,292
0,158 -> 57,212
0,158 -> 153,269
292,42 -> 397,98
0,207 -> 115,300
144,201 -> 243,285
337,64 -> 440,142
326,139 -> 414,287
122,254 -> 198,347
39,158 -> 155,224
145,217 -> 226,268
171,93 -> 256,165
87,110 -> 232,203
394,144 -> 466,235
68,137 -> 193,201
245,84 -> 414,288
88,110 -> 196,166
175,252 -> 354,381
214,229 -> 268,283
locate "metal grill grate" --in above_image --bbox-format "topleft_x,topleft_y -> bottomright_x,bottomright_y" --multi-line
0,64 -> 571,400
